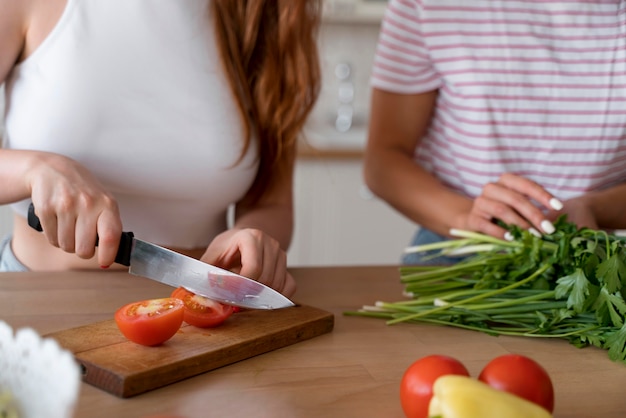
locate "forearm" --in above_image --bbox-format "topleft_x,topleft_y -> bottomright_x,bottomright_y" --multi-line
364,147 -> 471,237
0,149 -> 39,204
364,89 -> 474,237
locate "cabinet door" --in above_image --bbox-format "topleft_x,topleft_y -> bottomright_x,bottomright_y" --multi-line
288,158 -> 416,266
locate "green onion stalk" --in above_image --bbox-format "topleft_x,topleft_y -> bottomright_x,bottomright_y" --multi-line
345,216 -> 626,364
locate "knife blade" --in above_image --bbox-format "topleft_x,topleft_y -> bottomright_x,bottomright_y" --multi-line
27,203 -> 295,310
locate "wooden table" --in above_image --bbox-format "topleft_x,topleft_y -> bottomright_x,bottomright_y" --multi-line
1,266 -> 625,418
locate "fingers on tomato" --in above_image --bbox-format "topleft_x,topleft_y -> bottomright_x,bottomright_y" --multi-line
478,354 -> 554,413
171,287 -> 234,328
400,355 -> 470,418
114,298 -> 184,346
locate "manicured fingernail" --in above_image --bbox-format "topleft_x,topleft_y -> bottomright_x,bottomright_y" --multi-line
541,220 -> 555,234
504,232 -> 514,241
528,227 -> 542,237
549,198 -> 563,211
100,265 -> 109,269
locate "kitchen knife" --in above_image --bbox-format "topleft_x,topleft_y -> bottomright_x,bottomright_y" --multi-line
27,203 -> 295,310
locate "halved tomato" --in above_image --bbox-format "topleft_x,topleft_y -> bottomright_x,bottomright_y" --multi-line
114,298 -> 184,346
171,287 -> 234,328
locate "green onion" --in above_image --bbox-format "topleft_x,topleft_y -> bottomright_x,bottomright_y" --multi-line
345,216 -> 626,365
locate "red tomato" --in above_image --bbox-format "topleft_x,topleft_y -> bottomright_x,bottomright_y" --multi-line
400,355 -> 470,418
171,287 -> 234,328
478,354 -> 554,412
114,298 -> 184,346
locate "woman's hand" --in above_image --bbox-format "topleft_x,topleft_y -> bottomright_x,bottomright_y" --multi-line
26,152 -> 122,267
462,173 -> 563,239
201,228 -> 295,297
546,197 -> 598,230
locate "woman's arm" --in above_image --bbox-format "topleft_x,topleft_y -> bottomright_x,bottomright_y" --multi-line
231,151 -> 295,251
364,88 -> 565,239
0,2 -> 42,204
1,1 -> 123,266
364,88 -> 472,237
200,148 -> 296,296
550,183 -> 626,231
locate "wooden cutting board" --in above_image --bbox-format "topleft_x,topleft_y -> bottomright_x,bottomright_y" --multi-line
47,304 -> 334,398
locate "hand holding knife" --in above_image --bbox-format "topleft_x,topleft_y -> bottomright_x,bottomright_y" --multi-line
27,203 -> 295,310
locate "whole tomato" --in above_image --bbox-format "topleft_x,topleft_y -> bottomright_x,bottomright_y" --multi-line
478,354 -> 554,412
400,355 -> 470,418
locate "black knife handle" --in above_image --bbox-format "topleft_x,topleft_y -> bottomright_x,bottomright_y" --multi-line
27,203 -> 134,266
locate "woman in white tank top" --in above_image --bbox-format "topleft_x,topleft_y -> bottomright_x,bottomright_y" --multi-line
0,0 -> 321,296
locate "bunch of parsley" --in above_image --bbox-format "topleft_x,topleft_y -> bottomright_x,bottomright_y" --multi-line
346,216 -> 626,364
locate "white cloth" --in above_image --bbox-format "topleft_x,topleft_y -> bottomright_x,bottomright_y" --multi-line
371,0 -> 626,201
4,0 -> 258,248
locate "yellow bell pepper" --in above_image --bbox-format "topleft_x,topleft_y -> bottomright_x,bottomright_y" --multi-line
428,375 -> 552,418
0,388 -> 20,418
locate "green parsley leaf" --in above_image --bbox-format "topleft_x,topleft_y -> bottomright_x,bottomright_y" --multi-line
606,322 -> 626,363
555,268 -> 591,313
593,286 -> 626,327
596,253 -> 625,293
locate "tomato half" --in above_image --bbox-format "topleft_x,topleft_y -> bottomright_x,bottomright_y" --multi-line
400,355 -> 470,418
114,298 -> 184,346
171,287 -> 234,328
478,354 -> 554,412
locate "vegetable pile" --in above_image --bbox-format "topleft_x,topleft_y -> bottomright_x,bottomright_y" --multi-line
346,217 -> 626,364
400,354 -> 554,418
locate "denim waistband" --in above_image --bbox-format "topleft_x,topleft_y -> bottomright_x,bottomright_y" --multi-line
0,236 -> 29,272
402,228 -> 467,266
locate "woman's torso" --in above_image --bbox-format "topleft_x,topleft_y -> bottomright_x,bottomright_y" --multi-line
371,0 -> 626,201
4,0 -> 258,269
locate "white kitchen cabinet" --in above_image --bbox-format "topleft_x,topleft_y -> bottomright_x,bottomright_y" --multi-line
288,155 -> 416,267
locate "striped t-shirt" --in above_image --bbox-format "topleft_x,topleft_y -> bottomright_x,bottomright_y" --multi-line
371,0 -> 626,201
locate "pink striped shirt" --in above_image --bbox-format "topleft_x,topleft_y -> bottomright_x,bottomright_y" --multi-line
371,0 -> 626,200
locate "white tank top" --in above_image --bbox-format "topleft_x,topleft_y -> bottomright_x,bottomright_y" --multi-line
4,0 -> 259,249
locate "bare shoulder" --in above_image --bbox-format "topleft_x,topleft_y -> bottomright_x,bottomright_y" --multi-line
0,0 -> 66,80
0,0 -> 28,81
20,0 -> 67,61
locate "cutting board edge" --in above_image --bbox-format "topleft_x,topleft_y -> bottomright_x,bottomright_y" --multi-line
118,311 -> 335,397
55,306 -> 335,398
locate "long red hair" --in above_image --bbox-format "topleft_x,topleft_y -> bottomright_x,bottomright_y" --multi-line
211,0 -> 322,200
